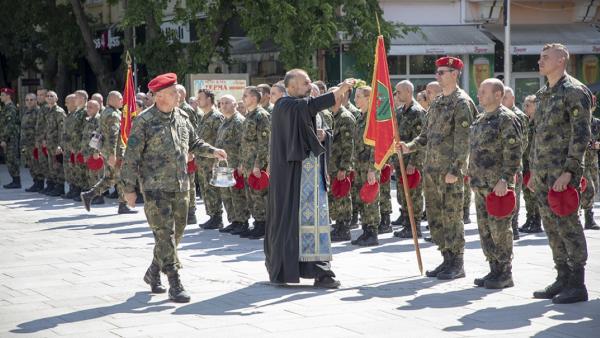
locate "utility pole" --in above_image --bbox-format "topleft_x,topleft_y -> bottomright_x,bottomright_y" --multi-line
504,0 -> 512,86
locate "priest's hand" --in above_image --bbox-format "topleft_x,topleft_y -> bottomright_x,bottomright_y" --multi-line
332,79 -> 356,105
336,170 -> 346,180
317,129 -> 325,142
214,149 -> 227,161
367,170 -> 377,185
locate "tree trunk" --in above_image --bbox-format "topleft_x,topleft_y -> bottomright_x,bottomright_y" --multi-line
69,0 -> 113,95
43,51 -> 58,90
55,56 -> 69,106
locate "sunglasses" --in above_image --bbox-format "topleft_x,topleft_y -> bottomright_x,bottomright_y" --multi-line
436,69 -> 455,76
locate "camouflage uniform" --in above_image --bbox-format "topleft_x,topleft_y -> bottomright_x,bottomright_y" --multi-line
0,102 -> 21,178
509,105 -> 529,230
180,102 -> 199,213
530,75 -> 590,302
522,120 -> 539,220
34,104 -> 49,183
215,112 -> 249,223
120,105 -> 218,274
87,106 -> 126,201
320,109 -> 334,131
196,107 -> 224,217
469,105 -> 522,269
354,110 -> 380,231
21,106 -> 42,181
45,104 -> 67,186
63,108 -> 87,190
580,117 -> 600,211
80,113 -> 101,189
347,102 -> 362,224
241,106 -> 271,223
406,88 -> 478,257
328,106 -> 355,230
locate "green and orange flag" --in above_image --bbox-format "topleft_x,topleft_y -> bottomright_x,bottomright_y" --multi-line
364,35 -> 397,170
120,53 -> 137,147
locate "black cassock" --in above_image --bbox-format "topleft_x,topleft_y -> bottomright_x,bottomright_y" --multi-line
264,92 -> 336,283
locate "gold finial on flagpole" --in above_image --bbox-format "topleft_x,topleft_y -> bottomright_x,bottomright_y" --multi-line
375,13 -> 382,36
125,51 -> 132,66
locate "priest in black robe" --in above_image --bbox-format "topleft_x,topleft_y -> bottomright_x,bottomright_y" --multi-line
264,69 -> 355,288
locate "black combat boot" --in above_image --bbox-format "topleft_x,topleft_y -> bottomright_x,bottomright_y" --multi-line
3,176 -> 21,189
552,266 -> 588,304
511,217 -> 520,240
81,190 -> 95,212
484,262 -> 514,289
230,221 -> 249,235
474,261 -> 498,287
518,216 -> 533,233
107,186 -> 119,199
391,209 -> 404,225
584,209 -> 600,230
463,207 -> 471,224
437,253 -> 465,280
118,202 -> 138,214
187,208 -> 197,225
350,212 -> 359,229
40,180 -> 53,195
240,220 -> 260,238
47,182 -> 64,196
26,179 -> 42,192
393,219 -> 422,239
331,221 -> 351,242
220,221 -> 241,233
91,195 -> 104,205
378,213 -> 393,234
426,251 -> 451,278
247,221 -> 266,239
61,184 -> 73,198
166,270 -> 191,303
143,262 -> 166,293
66,185 -> 81,199
523,214 -> 543,233
201,215 -> 223,230
353,228 -> 379,246
533,264 -> 569,299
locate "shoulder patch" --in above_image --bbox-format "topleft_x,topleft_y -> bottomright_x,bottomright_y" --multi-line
262,131 -> 267,137
461,121 -> 469,128
508,138 -> 516,145
573,109 -> 579,117
416,125 -> 422,130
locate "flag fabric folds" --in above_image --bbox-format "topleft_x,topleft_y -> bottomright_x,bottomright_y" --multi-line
120,63 -> 137,147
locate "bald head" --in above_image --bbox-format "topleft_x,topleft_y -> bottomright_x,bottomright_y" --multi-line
502,86 -> 516,108
91,93 -> 104,107
107,91 -> 123,109
284,69 -> 311,98
86,100 -> 100,116
395,80 -> 414,105
65,94 -> 77,112
425,81 -> 442,103
477,78 -> 505,112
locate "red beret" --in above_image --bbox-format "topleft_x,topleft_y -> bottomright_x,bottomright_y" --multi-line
42,146 -> 48,157
398,169 -> 422,190
0,88 -> 15,95
76,152 -> 85,164
547,186 -> 579,217
486,190 -> 516,218
248,170 -> 269,190
360,181 -> 379,204
580,176 -> 587,193
331,177 -> 351,199
233,169 -> 245,190
348,170 -> 356,184
33,148 -> 39,161
435,56 -> 464,71
380,164 -> 392,184
86,155 -> 104,171
186,159 -> 197,174
148,73 -> 177,92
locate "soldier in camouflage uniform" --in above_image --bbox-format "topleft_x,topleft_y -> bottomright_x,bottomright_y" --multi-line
257,84 -> 273,113
400,56 -> 478,280
470,79 -> 523,289
60,94 -> 78,198
530,44 -> 590,304
519,95 -> 542,233
581,114 -> 600,230
342,90 -> 362,227
0,88 -> 21,188
350,86 -> 381,246
120,73 -> 227,303
214,95 -> 250,235
81,91 -> 137,214
44,91 -> 67,196
21,93 -> 43,191
392,80 -> 427,239
239,86 -> 271,238
79,100 -> 104,205
34,91 -> 51,193
503,86 -> 529,240
64,92 -> 88,201
326,87 -> 355,242
195,89 -> 225,229
270,83 -> 286,106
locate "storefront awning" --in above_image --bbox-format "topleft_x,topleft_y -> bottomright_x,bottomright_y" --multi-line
485,24 -> 600,55
389,25 -> 495,56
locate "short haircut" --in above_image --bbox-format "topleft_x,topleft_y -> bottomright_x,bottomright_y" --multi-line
197,88 -> 214,104
91,93 -> 103,101
284,69 -> 308,88
245,86 -> 262,101
524,95 -> 536,104
543,43 -> 570,61
356,86 -> 372,97
86,100 -> 99,108
314,80 -> 327,93
272,83 -> 286,94
482,78 -> 505,96
416,91 -> 427,101
75,90 -> 89,101
397,80 -> 414,93
257,84 -> 271,96
47,90 -> 57,98
504,86 -> 515,96
219,94 -> 236,103
108,90 -> 122,99
176,84 -> 187,95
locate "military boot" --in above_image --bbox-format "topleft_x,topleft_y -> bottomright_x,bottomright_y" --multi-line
118,202 -> 138,214
437,253 -> 465,280
166,270 -> 191,303
3,176 -> 21,189
220,221 -> 241,233
426,251 -> 451,278
26,179 -> 43,192
40,180 -> 53,195
523,214 -> 543,233
61,184 -> 74,198
350,212 -> 359,229
484,262 -> 514,289
353,228 -> 379,246
533,264 -> 569,299
107,186 -> 119,199
378,213 -> 393,234
391,209 -> 404,225
474,261 -> 498,287
143,262 -> 166,293
518,216 -> 533,233
187,208 -> 197,225
247,221 -> 266,239
201,215 -> 223,230
552,266 -> 588,304
393,220 -> 422,239
231,221 -> 249,235
47,182 -> 64,196
463,207 -> 471,224
81,190 -> 95,212
331,221 -> 351,242
351,224 -> 368,245
91,195 -> 104,205
511,217 -> 520,240
584,209 -> 600,230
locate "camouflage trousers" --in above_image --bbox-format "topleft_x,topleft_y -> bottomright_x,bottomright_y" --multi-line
473,187 -> 514,264
351,170 -> 361,218
31,150 -> 47,181
47,152 -> 64,184
523,181 -> 539,218
4,143 -> 20,177
463,177 -> 472,212
247,183 -> 268,222
580,167 -> 598,210
23,147 -> 44,180
423,172 -> 465,254
197,164 -> 223,217
87,168 -> 102,190
63,154 -> 76,186
512,171 -> 523,222
88,163 -> 125,203
220,185 -> 249,223
396,171 -> 424,222
355,164 -> 380,231
532,169 -> 588,268
379,178 -> 392,215
74,162 -> 89,189
328,170 -> 352,222
188,172 -> 196,212
143,190 -> 189,273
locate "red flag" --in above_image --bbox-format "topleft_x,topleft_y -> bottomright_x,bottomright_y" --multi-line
120,63 -> 137,147
364,35 -> 397,170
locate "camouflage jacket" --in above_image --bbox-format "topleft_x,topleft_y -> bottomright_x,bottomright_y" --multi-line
468,105 -> 523,188
63,108 -> 87,153
98,106 -> 124,159
80,113 -> 100,158
509,105 -> 529,158
328,106 -> 355,172
179,101 -> 198,133
215,112 -> 245,168
522,120 -> 535,172
346,102 -> 361,121
319,109 -> 334,130
530,74 -> 591,180
354,110 -> 376,167
0,102 -> 20,144
197,107 -> 223,167
34,104 -> 49,145
45,105 -> 66,153
121,106 -> 218,193
406,87 -> 478,176
20,107 -> 39,149
396,100 -> 427,168
241,106 -> 270,171
584,117 -> 600,170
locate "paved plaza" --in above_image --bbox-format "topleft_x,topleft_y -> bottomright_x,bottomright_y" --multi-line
0,167 -> 598,337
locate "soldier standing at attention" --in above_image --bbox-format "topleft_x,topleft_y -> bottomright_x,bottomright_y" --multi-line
80,100 -> 103,205
0,88 -> 21,189
70,90 -> 89,202
238,86 -> 271,239
399,56 -> 478,280
470,78 -> 523,289
257,84 -> 273,113
580,97 -> 600,230
21,94 -> 42,191
529,43 -> 591,304
196,89 -> 225,230
121,73 -> 227,303
519,95 -> 543,233
60,94 -> 79,198
45,91 -> 67,197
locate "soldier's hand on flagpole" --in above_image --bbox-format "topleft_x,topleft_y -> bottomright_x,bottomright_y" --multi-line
214,149 -> 227,161
124,192 -> 136,208
396,141 -> 412,154
445,173 -> 458,184
108,154 -> 117,167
